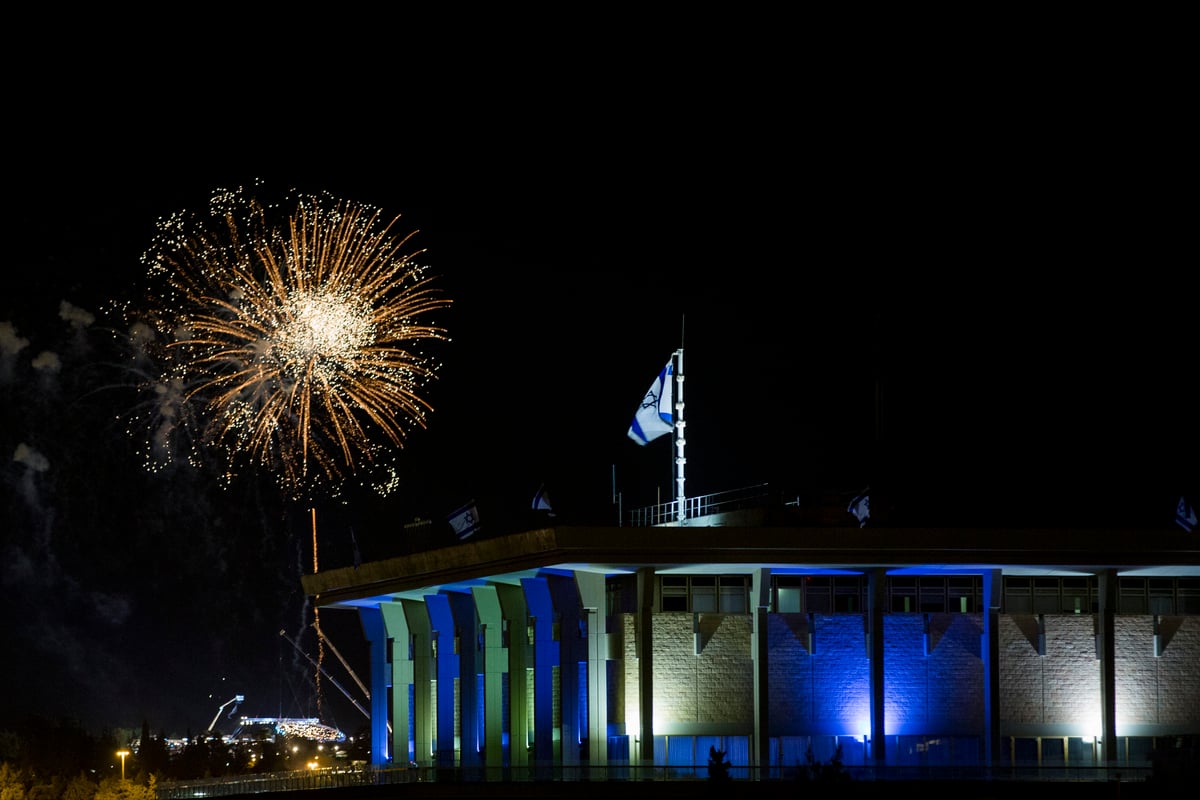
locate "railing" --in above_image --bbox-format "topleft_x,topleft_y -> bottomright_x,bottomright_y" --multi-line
156,765 -> 414,798
155,761 -> 1163,798
626,483 -> 772,527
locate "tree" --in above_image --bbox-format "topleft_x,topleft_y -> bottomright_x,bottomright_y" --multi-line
93,776 -> 155,800
706,745 -> 731,782
796,743 -> 850,784
0,762 -> 27,800
60,775 -> 96,800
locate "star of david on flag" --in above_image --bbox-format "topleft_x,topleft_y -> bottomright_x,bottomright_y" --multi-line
627,358 -> 674,446
448,501 -> 481,540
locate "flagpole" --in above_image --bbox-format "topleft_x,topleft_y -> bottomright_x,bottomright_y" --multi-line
674,345 -> 686,525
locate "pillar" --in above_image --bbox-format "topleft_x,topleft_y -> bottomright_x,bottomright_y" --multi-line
867,567 -> 886,767
576,570 -> 609,774
472,585 -> 505,778
981,569 -> 1002,770
357,606 -> 391,767
1097,569 -> 1117,763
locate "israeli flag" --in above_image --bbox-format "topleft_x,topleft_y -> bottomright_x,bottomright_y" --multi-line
532,483 -> 554,515
1177,495 -> 1197,533
848,490 -> 870,527
448,501 -> 482,540
627,359 -> 674,446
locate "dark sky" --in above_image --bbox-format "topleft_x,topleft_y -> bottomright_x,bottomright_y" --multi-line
2,32 -> 1194,740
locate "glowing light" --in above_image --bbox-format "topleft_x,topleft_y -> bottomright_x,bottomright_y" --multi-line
118,183 -> 451,499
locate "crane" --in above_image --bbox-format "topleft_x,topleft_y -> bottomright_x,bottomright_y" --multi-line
311,621 -> 370,702
208,694 -> 244,732
279,630 -> 371,722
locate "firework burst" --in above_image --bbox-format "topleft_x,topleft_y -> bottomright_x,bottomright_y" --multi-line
122,183 -> 451,499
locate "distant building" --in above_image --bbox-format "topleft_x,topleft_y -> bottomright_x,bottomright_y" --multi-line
300,488 -> 1200,781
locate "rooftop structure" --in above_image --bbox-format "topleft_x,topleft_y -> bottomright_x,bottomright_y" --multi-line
301,491 -> 1200,783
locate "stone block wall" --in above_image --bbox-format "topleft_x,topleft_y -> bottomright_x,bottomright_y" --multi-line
1116,615 -> 1200,727
651,612 -> 753,726
613,610 -> 1200,741
1000,614 -> 1100,728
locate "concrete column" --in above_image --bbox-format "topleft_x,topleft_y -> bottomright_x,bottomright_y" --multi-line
548,574 -> 583,772
867,567 -> 886,767
448,592 -> 481,771
496,584 -> 530,774
576,571 -> 609,775
472,586 -> 505,778
424,593 -> 459,770
1097,569 -> 1117,763
521,576 -> 558,777
636,567 -> 654,769
376,604 -> 410,767
751,568 -> 771,774
398,599 -> 432,768
357,606 -> 391,767
981,569 -> 1002,770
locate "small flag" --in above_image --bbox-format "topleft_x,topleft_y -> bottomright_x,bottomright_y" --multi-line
627,359 -> 674,446
532,483 -> 554,515
448,501 -> 482,540
848,490 -> 870,527
1177,495 -> 1197,532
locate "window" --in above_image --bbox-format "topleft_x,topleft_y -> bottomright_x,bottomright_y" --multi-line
1004,577 -> 1032,613
719,576 -> 748,613
890,576 -> 917,613
806,576 -> 832,613
659,575 -> 749,613
1120,578 -> 1148,613
920,577 -> 948,612
1149,578 -> 1174,615
1061,577 -> 1092,614
691,576 -> 717,612
1180,578 -> 1200,614
948,576 -> 980,613
662,576 -> 688,611
833,576 -> 864,612
1033,578 -> 1062,614
775,577 -> 804,613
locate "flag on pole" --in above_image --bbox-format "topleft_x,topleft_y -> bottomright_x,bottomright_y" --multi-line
532,483 -> 554,515
848,490 -> 870,527
448,500 -> 482,540
1177,495 -> 1197,532
627,359 -> 674,445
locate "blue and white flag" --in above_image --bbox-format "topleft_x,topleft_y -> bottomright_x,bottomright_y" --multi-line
448,500 -> 482,540
1176,495 -> 1196,532
532,483 -> 554,515
848,490 -> 870,527
627,359 -> 674,446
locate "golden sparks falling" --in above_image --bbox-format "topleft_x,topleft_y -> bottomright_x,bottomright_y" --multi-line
122,183 -> 451,499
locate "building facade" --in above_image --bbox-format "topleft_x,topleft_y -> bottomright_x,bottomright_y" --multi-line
300,517 -> 1200,780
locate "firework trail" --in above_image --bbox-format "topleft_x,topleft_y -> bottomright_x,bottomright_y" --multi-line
120,183 -> 452,500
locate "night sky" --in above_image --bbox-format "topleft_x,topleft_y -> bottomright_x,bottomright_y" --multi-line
2,33 -> 1194,741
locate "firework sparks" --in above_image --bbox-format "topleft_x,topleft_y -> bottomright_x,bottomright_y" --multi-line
123,184 -> 451,499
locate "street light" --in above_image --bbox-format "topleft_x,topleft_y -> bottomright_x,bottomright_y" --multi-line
116,750 -> 130,781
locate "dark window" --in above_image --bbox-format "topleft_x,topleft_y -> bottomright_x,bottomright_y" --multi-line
662,576 -> 688,611
890,576 -> 917,613
806,576 -> 832,614
834,576 -> 863,612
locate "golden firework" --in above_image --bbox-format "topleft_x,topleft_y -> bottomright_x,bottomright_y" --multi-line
130,184 -> 451,499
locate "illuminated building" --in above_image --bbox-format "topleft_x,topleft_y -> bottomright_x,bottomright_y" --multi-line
300,491 -> 1200,780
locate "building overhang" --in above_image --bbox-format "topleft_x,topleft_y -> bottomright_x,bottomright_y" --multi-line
301,525 -> 1200,610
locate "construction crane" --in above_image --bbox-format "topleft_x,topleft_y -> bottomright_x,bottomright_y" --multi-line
310,621 -> 370,702
208,694 -> 244,732
279,630 -> 371,722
